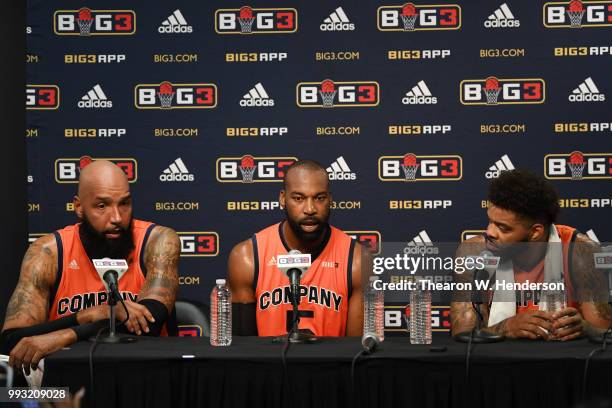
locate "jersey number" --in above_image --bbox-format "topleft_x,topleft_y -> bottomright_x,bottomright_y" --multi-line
286,309 -> 314,333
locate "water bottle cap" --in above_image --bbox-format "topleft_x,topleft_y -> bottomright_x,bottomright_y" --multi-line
216,279 -> 226,285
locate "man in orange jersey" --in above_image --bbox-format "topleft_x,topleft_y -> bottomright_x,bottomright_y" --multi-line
228,160 -> 370,337
451,170 -> 611,340
1,160 -> 179,374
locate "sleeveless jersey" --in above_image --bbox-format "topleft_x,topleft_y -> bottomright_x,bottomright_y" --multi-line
48,219 -> 167,335
253,222 -> 356,336
514,224 -> 578,314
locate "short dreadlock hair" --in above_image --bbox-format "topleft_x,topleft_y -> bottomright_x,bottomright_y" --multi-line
488,169 -> 559,225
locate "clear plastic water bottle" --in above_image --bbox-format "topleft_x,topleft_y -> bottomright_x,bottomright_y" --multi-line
410,278 -> 432,344
541,290 -> 567,313
539,280 -> 567,340
210,279 -> 232,346
363,276 -> 385,342
540,280 -> 567,313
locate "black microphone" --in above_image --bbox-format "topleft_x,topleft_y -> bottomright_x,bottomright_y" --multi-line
93,258 -> 129,303
593,244 -> 612,305
286,249 -> 304,289
454,250 -> 503,344
589,245 -> 612,344
103,270 -> 122,303
475,250 -> 499,282
277,249 -> 311,306
273,250 -> 315,343
470,251 -> 499,303
472,250 -> 500,323
90,259 -> 135,344
361,333 -> 380,354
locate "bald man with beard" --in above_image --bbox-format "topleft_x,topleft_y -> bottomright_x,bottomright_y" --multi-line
229,160 -> 368,337
1,160 -> 179,375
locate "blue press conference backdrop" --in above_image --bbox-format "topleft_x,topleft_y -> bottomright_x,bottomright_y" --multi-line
26,0 -> 612,330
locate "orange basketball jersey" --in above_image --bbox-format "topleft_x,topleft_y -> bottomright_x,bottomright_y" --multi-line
48,219 -> 167,335
253,222 -> 355,337
514,224 -> 578,314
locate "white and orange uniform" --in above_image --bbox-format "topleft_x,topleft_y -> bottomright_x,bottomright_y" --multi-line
48,219 -> 168,335
253,222 -> 356,336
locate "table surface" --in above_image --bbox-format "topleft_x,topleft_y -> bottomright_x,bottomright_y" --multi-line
42,335 -> 612,408
44,334 -> 612,363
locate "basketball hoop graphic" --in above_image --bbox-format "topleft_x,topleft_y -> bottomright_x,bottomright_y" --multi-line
238,6 -> 255,33
319,80 -> 337,107
79,156 -> 94,169
239,155 -> 256,183
567,151 -> 585,180
401,153 -> 420,181
158,82 -> 175,109
401,3 -> 418,30
484,77 -> 501,105
77,8 -> 94,36
566,0 -> 585,28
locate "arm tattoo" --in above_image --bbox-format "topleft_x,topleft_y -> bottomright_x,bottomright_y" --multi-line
451,302 -> 508,336
579,302 -> 612,337
450,302 -> 477,336
483,319 -> 508,336
570,235 -> 606,300
140,227 -> 180,311
571,234 -> 612,329
3,236 -> 57,328
594,302 -> 612,322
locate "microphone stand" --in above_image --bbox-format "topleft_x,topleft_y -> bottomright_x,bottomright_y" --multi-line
92,284 -> 137,344
454,269 -> 504,344
273,276 -> 318,344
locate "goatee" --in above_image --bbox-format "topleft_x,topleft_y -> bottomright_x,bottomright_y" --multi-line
79,215 -> 135,261
284,208 -> 329,242
485,233 -> 530,258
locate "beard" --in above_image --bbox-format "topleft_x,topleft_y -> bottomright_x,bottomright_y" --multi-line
485,233 -> 530,258
79,215 -> 135,261
284,208 -> 330,243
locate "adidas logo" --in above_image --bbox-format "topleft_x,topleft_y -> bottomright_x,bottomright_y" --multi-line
159,158 -> 195,182
485,154 -> 515,179
326,156 -> 357,181
402,81 -> 437,105
463,232 -> 482,241
568,77 -> 605,102
78,84 -> 112,109
586,229 -> 600,243
240,83 -> 275,107
159,9 -> 193,33
267,256 -> 277,266
484,3 -> 520,28
320,7 -> 355,31
69,259 -> 79,270
405,231 -> 439,254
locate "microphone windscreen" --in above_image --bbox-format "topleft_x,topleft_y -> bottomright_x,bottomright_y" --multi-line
361,333 -> 380,353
